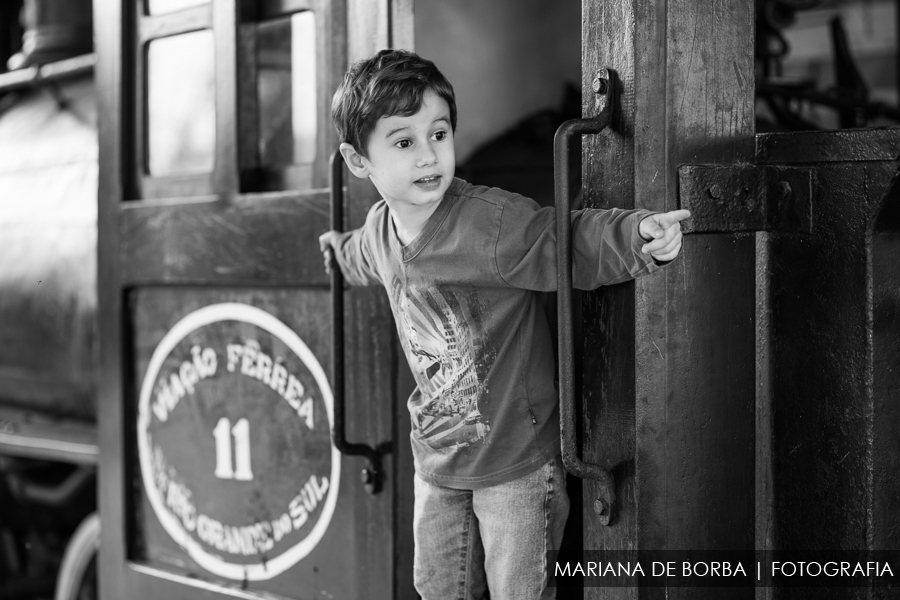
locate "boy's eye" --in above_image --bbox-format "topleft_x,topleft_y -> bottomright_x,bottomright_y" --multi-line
395,139 -> 411,149
432,130 -> 446,141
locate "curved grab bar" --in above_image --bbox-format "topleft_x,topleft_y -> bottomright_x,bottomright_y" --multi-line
329,150 -> 383,494
554,68 -> 618,525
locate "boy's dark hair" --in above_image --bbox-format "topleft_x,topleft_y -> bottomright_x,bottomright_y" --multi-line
331,49 -> 457,157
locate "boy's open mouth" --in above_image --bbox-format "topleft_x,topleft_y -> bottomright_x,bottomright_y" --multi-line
414,175 -> 442,190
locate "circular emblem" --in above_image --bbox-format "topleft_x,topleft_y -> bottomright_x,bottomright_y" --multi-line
137,303 -> 340,581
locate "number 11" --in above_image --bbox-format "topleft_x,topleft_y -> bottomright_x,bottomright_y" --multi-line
213,417 -> 253,481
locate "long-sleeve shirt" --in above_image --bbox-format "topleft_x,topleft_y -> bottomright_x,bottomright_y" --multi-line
333,178 -> 661,489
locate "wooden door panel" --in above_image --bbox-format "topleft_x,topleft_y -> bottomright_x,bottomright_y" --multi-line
120,193 -> 331,286
124,286 -> 395,599
109,179 -> 402,599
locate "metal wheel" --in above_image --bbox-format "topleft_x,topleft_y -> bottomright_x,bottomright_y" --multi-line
54,512 -> 99,600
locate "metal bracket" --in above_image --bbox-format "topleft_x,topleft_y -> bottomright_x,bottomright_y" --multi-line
678,164 -> 815,234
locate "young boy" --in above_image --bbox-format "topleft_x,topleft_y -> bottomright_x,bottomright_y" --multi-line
319,49 -> 688,600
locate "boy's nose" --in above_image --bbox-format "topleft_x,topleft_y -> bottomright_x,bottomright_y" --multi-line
418,143 -> 438,167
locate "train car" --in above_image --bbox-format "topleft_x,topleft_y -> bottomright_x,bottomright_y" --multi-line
1,0 -> 900,599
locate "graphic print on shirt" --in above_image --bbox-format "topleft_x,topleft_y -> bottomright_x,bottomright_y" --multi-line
390,279 -> 496,452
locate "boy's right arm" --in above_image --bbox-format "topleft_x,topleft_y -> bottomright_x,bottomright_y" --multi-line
317,228 -> 382,286
318,230 -> 342,275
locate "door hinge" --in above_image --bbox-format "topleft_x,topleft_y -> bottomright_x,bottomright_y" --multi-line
678,164 -> 815,234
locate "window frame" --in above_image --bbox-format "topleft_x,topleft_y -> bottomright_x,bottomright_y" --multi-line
131,0 -> 337,201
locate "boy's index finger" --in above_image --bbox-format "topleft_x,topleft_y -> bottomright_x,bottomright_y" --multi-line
656,209 -> 692,229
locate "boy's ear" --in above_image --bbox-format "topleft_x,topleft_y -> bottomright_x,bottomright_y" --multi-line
339,143 -> 370,179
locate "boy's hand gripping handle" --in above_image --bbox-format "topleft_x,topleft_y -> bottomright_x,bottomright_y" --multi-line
329,150 -> 383,495
554,68 -> 617,526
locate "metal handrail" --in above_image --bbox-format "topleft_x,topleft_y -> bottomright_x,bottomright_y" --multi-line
329,150 -> 382,494
0,53 -> 96,94
554,67 -> 618,526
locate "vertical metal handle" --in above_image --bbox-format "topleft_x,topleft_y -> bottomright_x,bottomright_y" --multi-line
554,68 -> 617,525
329,150 -> 383,494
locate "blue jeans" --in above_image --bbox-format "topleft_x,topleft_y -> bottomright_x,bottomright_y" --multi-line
412,455 -> 570,600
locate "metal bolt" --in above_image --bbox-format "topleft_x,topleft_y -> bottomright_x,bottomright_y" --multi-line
708,184 -> 722,199
594,498 -> 609,517
778,181 -> 792,199
592,76 -> 608,95
361,469 -> 374,485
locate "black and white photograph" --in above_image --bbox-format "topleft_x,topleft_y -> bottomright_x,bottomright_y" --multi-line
0,0 -> 898,598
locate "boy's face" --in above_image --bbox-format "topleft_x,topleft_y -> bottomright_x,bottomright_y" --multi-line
354,90 -> 455,213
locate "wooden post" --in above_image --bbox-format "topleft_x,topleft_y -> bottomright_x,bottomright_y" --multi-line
581,1 -> 757,598
95,0 -> 126,596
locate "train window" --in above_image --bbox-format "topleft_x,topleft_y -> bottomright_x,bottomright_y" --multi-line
147,0 -> 209,16
146,30 -> 216,177
256,11 -> 318,186
129,0 -> 333,199
245,0 -> 332,193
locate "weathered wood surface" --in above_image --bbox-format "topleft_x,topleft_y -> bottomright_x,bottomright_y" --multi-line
96,0 -> 128,596
128,287 -> 397,598
213,0 -> 240,199
764,157 -> 900,600
389,0 -> 414,51
872,174 -> 900,558
757,129 -> 900,164
259,0 -> 316,17
139,5 -> 211,43
581,1 -> 756,598
770,162 -> 880,559
347,0 -> 388,66
120,192 -> 332,286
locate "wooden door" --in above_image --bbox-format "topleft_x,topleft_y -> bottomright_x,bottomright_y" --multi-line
95,1 -> 415,599
576,1 -> 757,598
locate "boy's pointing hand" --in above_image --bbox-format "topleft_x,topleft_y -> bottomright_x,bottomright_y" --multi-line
639,209 -> 691,262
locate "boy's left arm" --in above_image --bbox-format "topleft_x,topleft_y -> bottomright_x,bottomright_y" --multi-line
637,209 -> 691,263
